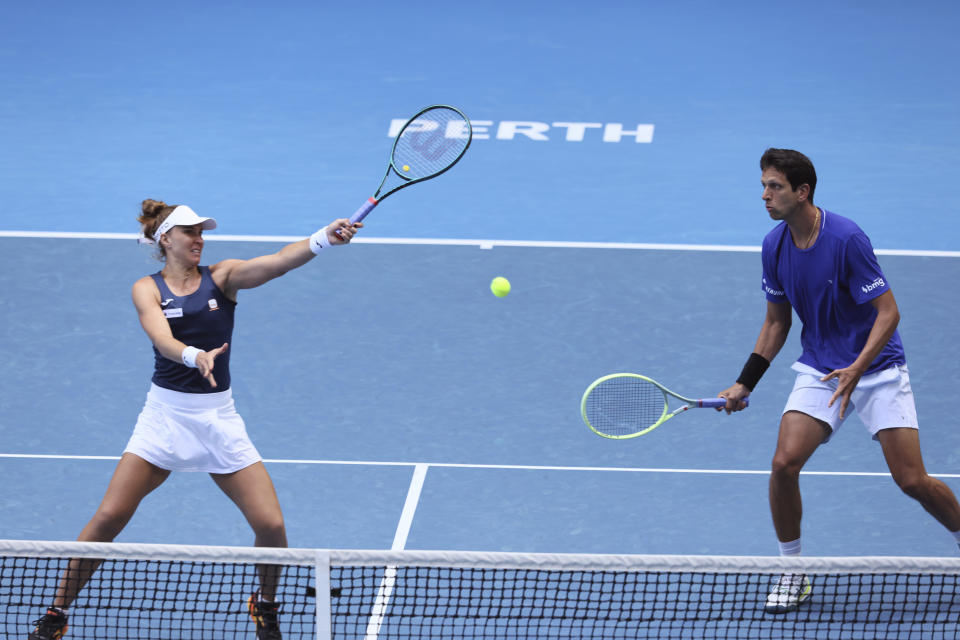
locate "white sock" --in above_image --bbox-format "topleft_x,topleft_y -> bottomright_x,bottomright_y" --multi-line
778,538 -> 802,556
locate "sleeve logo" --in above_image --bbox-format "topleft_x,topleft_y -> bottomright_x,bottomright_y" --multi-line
861,277 -> 886,293
763,277 -> 784,296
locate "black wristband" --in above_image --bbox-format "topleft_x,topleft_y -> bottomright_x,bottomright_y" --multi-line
736,352 -> 770,391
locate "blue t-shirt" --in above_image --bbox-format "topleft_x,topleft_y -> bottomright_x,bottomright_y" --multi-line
761,209 -> 904,375
150,266 -> 236,393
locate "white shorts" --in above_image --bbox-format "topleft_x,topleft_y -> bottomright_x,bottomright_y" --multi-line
783,362 -> 919,442
124,383 -> 262,473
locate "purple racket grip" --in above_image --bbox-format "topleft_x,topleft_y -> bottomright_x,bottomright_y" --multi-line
350,197 -> 378,224
699,397 -> 749,408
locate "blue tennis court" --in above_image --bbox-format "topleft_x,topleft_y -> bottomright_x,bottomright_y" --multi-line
2,0 -> 960,565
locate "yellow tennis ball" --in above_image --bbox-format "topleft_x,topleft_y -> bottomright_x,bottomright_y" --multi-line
402,164 -> 410,171
490,276 -> 511,298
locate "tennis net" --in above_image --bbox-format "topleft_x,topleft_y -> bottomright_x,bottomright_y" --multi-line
2,539 -> 959,639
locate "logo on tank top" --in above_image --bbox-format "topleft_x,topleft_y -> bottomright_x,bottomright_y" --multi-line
208,299 -> 219,311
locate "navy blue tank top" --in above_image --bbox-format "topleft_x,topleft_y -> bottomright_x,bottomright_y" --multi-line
150,266 -> 236,393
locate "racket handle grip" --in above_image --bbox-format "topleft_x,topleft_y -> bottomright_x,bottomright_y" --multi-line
350,197 -> 378,224
699,398 -> 749,408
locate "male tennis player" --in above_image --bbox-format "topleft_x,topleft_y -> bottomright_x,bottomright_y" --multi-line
27,200 -> 360,640
717,148 -> 960,614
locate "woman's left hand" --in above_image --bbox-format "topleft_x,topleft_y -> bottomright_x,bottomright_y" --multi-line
197,342 -> 229,388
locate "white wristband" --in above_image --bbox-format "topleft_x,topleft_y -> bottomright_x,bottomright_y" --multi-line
181,346 -> 202,368
309,226 -> 332,254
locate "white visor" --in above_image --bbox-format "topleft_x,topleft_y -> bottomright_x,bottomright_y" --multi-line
153,205 -> 217,242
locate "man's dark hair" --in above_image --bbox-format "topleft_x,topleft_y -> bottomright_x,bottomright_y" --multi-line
760,148 -> 817,203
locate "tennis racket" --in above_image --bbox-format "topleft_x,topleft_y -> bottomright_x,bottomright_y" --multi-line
581,373 -> 747,439
349,105 -> 472,225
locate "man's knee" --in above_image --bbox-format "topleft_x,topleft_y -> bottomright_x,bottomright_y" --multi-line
771,453 -> 804,480
892,470 -> 929,500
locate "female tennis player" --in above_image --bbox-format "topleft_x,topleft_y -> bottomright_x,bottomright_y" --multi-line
28,199 -> 361,640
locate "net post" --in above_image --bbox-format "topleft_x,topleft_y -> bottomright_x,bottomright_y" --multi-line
315,549 -> 331,640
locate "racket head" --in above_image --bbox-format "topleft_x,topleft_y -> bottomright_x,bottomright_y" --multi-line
384,105 -> 471,193
581,373 -> 670,439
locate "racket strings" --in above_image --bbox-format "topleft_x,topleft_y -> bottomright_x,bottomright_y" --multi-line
393,107 -> 470,179
585,377 -> 667,436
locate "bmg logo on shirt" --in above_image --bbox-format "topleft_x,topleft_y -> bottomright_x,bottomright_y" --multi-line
861,277 -> 886,294
208,299 -> 219,311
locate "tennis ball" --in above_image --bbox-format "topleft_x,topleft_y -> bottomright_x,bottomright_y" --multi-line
490,276 -> 511,298
402,164 -> 410,171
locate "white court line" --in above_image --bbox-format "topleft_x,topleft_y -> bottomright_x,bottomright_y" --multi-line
361,464 -> 428,640
1,230 -> 958,257
3,453 -> 960,478
391,463 -> 428,551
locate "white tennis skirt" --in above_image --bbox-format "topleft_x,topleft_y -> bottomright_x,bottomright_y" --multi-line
124,383 -> 262,473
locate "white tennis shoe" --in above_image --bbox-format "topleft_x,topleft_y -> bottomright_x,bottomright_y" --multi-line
764,573 -> 812,613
